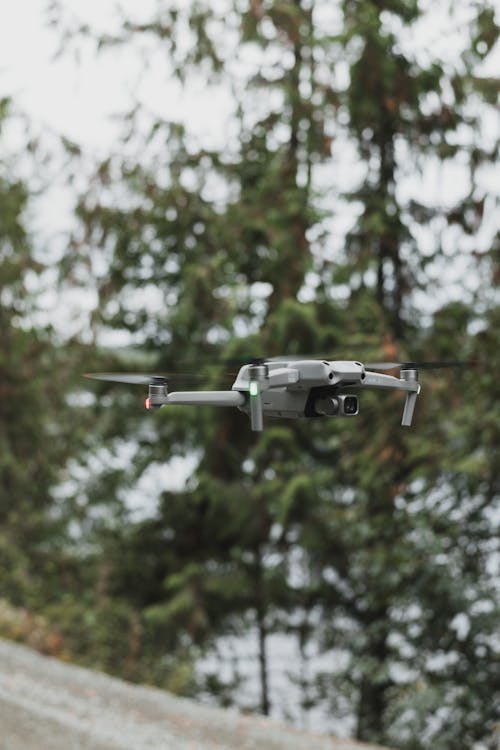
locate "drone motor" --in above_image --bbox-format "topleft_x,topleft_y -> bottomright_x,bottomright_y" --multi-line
145,379 -> 169,410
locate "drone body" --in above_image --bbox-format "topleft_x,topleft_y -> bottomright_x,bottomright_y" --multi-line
86,358 -> 432,432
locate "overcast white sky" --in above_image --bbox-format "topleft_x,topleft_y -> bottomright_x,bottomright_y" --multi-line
0,1 -> 140,147
1,1 -> 498,151
0,1 -> 117,147
0,0 -> 238,153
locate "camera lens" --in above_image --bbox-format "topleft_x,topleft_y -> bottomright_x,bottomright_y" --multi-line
314,397 -> 339,416
344,396 -> 358,415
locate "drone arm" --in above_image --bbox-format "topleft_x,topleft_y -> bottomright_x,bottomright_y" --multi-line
165,391 -> 246,407
362,371 -> 417,391
362,370 -> 420,427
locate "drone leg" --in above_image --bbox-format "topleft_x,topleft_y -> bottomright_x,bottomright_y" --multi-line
248,364 -> 268,432
401,391 -> 418,426
250,390 -> 264,431
400,368 -> 419,426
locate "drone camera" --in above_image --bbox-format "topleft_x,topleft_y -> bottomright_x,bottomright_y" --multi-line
343,395 -> 359,415
314,394 -> 359,417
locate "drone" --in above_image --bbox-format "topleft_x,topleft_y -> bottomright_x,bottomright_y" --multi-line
85,358 -> 468,432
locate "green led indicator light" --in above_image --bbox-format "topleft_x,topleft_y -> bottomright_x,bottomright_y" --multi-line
249,382 -> 259,397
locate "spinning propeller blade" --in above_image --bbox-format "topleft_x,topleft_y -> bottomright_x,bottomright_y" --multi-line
365,361 -> 473,371
85,372 -> 177,385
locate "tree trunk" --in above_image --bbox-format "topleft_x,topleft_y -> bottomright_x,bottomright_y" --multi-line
356,671 -> 390,742
256,600 -> 270,715
254,548 -> 270,715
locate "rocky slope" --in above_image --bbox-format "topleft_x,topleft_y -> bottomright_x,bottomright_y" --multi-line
0,638 -> 390,750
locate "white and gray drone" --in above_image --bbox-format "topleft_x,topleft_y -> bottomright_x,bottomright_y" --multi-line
85,358 -> 466,431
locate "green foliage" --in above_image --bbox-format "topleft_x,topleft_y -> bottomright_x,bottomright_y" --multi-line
0,100 -> 86,614
45,1 -> 500,748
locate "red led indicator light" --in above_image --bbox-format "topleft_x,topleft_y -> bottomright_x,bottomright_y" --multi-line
145,397 -> 151,410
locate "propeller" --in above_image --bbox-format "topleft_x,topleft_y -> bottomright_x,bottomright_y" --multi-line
84,373 -> 171,385
365,361 -> 474,371
85,372 -> 177,410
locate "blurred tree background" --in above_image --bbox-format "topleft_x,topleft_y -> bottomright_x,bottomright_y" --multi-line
1,1 -> 499,748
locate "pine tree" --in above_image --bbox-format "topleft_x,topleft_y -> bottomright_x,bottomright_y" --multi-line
59,1 -> 499,746
63,0 -> 335,712
0,98 -> 83,615
285,2 -> 499,746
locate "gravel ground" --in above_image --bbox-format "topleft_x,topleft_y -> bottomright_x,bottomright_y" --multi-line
0,638 -> 389,750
